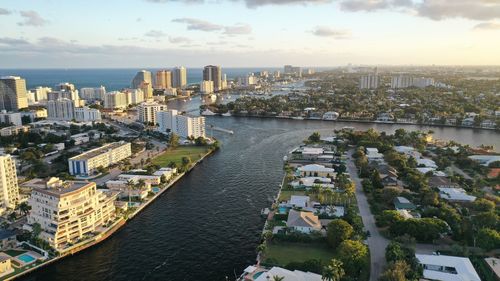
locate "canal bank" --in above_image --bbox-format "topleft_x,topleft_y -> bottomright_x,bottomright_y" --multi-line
10,148 -> 216,281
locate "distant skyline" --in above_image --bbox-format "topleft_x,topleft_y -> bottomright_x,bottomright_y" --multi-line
1,0 -> 499,68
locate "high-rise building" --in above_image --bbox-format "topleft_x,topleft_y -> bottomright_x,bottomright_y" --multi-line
413,77 -> 435,88
74,107 -> 101,122
80,86 -> 106,101
391,75 -> 413,89
157,109 -> 205,138
68,141 -> 131,176
0,111 -> 22,126
30,86 -> 51,102
47,98 -> 75,121
0,76 -> 29,111
284,65 -> 302,77
131,70 -> 152,89
0,155 -> 19,214
27,178 -> 117,250
172,66 -> 187,89
359,75 -> 379,89
123,88 -> 144,105
104,91 -> 129,109
48,83 -> 83,107
203,65 -> 222,91
200,80 -> 214,94
137,101 -> 166,124
155,70 -> 172,89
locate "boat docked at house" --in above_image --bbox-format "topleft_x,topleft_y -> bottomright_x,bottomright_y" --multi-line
201,109 -> 216,116
322,111 -> 339,121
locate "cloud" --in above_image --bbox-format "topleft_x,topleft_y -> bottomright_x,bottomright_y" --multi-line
0,8 -> 11,15
224,24 -> 252,35
169,36 -> 192,44
473,22 -> 500,30
338,0 -> 412,12
145,0 -> 203,3
172,18 -> 223,31
311,26 -> 351,38
18,10 -> 49,26
0,37 -> 30,45
243,0 -> 331,8
145,30 -> 167,37
415,0 -> 500,21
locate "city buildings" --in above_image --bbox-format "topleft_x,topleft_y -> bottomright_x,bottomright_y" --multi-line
74,107 -> 101,122
391,75 -> 414,89
137,101 -> 166,124
155,70 -> 172,89
131,70 -> 153,99
0,125 -> 30,137
284,65 -> 302,77
203,65 -> 222,91
104,91 -> 129,109
80,86 -> 106,101
0,111 -> 22,126
156,109 -> 206,138
200,80 -> 214,94
68,141 -> 132,176
47,98 -> 75,121
48,83 -> 84,107
123,88 -> 144,105
0,155 -> 19,214
172,66 -> 187,89
28,86 -> 51,105
360,74 -> 380,89
0,76 -> 29,111
27,178 -> 117,250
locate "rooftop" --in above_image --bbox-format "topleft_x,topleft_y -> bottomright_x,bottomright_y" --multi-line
438,188 -> 476,202
69,141 -> 129,161
416,254 -> 481,281
287,209 -> 321,229
33,179 -> 94,198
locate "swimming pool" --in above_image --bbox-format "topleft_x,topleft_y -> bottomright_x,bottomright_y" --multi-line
278,207 -> 288,214
253,271 -> 265,280
152,187 -> 160,193
18,253 -> 36,263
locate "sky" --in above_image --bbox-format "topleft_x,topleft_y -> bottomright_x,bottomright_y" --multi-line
0,0 -> 500,68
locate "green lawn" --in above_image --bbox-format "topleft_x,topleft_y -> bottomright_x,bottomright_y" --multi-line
3,249 -> 26,257
264,242 -> 336,265
152,146 -> 209,166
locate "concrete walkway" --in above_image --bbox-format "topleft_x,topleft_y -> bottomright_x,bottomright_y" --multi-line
347,150 -> 389,281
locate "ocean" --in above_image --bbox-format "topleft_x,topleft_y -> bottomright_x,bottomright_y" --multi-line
0,68 -> 282,91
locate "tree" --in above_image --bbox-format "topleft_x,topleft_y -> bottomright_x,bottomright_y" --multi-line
474,211 -> 498,229
336,164 -> 346,174
126,180 -> 135,205
473,198 -> 495,212
19,202 -> 31,216
168,133 -> 180,149
370,170 -> 384,189
476,228 -> 500,251
385,241 -> 406,262
327,219 -> 354,248
322,259 -> 345,281
381,187 -> 401,203
336,240 -> 369,277
272,276 -> 285,281
32,222 -> 42,239
308,132 -> 321,143
379,261 -> 410,281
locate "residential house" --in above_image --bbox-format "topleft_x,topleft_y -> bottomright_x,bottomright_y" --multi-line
286,210 -> 322,234
438,188 -> 476,202
297,164 -> 335,177
393,197 -> 416,210
288,195 -> 310,208
416,254 -> 481,281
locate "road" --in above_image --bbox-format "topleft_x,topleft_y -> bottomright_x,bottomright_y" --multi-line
347,149 -> 389,281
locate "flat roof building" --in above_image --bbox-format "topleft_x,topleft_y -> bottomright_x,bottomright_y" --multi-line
68,141 -> 131,176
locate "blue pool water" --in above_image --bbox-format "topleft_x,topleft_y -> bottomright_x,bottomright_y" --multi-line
18,253 -> 36,263
152,187 -> 160,193
278,207 -> 288,214
253,271 -> 265,280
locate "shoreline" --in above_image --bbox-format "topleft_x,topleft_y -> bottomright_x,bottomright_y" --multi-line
208,114 -> 499,132
7,148 -> 216,281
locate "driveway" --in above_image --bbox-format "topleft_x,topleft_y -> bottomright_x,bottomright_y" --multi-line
347,150 -> 389,281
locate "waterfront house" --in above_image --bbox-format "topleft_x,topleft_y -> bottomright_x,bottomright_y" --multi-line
255,266 -> 322,281
286,210 -> 322,234
438,188 -> 476,203
288,195 -> 311,208
416,254 -> 481,281
290,177 -> 335,189
297,164 -> 335,178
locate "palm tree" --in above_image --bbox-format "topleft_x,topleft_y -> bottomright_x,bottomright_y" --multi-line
19,202 -> 31,216
126,180 -> 134,206
272,276 -> 285,281
322,259 -> 345,281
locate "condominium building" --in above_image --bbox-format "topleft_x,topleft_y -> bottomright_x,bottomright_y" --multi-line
137,101 -> 166,124
203,65 -> 222,91
413,77 -> 435,88
391,75 -> 413,89
47,98 -> 75,121
200,80 -> 214,94
131,70 -> 153,99
48,83 -> 83,107
0,125 -> 30,137
0,111 -> 22,126
74,107 -> 101,122
104,91 -> 129,109
0,155 -> 19,214
27,178 -> 116,250
172,66 -> 187,89
80,86 -> 106,101
68,141 -> 132,176
155,70 -> 172,89
123,88 -> 144,105
157,109 -> 205,138
28,86 -> 51,105
20,109 -> 47,122
284,65 -> 302,77
0,76 -> 29,111
359,74 -> 380,89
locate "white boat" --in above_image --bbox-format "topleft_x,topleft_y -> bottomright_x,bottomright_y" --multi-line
222,112 -> 232,117
322,111 -> 339,121
201,109 -> 216,116
291,116 -> 304,120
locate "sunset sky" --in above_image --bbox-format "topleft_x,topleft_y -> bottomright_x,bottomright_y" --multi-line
1,0 -> 499,67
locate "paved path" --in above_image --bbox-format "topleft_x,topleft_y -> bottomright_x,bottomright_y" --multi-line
347,150 -> 389,281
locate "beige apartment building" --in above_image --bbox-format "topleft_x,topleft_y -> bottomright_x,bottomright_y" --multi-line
27,178 -> 117,250
68,141 -> 132,176
0,155 -> 20,214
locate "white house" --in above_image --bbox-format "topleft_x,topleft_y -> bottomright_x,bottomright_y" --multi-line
286,210 -> 322,234
254,266 -> 322,281
366,147 -> 384,160
417,158 -> 438,169
289,195 -> 310,208
416,254 -> 481,281
297,164 -> 335,177
438,188 -> 476,202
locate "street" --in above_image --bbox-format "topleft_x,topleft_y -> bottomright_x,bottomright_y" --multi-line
347,149 -> 389,281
